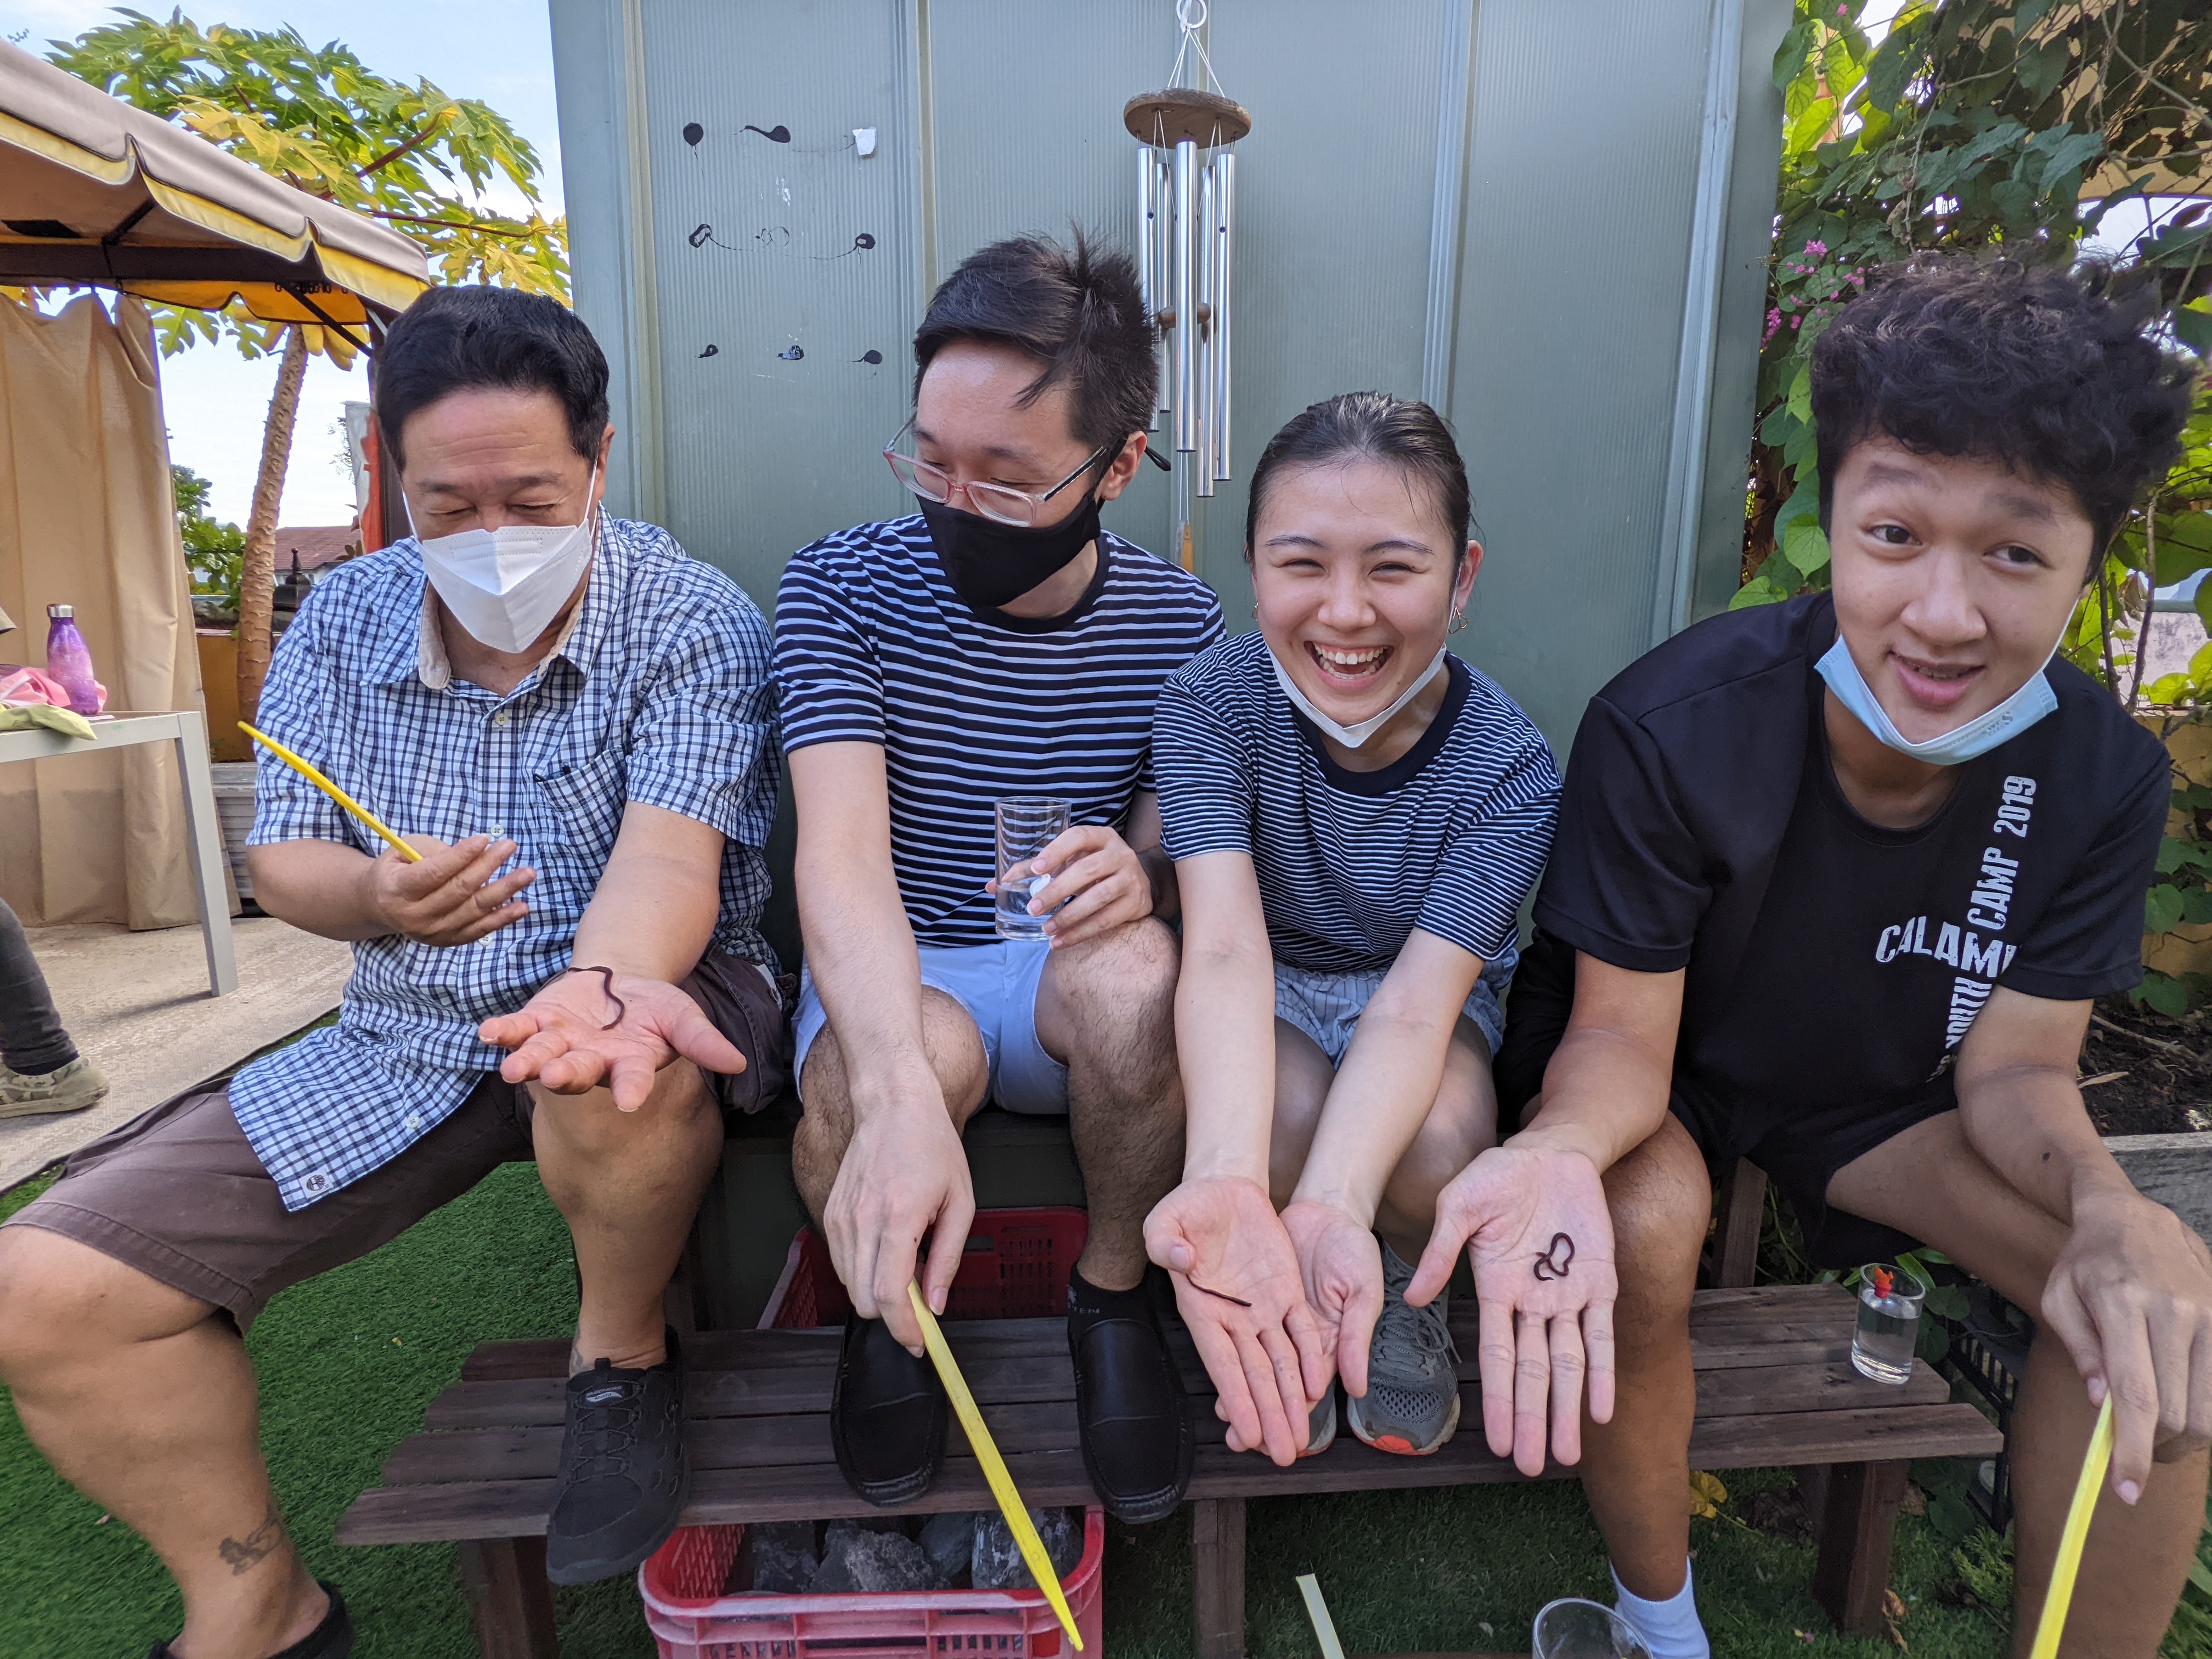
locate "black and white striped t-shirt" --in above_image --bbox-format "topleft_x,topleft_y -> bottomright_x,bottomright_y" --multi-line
1154,630 -> 1562,975
775,515 -> 1224,947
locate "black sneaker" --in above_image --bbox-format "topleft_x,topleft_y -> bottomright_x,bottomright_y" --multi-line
145,1580 -> 352,1658
831,1311 -> 949,1505
544,1327 -> 691,1584
1067,1266 -> 1193,1524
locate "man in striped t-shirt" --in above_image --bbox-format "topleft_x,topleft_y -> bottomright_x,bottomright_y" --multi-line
775,234 -> 1221,1523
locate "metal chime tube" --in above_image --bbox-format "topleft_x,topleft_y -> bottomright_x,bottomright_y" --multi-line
1210,150 -> 1235,482
1153,153 -> 1172,417
1194,159 -> 1217,498
1137,147 -> 1161,432
1173,138 -> 1198,453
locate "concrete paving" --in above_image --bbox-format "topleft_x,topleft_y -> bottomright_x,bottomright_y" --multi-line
2,918 -> 351,1190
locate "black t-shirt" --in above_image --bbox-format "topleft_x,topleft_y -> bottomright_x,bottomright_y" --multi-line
1513,593 -> 2169,1129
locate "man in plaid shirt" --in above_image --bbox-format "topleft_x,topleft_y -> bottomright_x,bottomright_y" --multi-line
0,287 -> 787,1655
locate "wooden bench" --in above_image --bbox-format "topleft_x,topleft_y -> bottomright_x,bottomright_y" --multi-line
336,1279 -> 2001,1659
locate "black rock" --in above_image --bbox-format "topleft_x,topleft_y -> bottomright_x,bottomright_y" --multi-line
970,1507 -> 1084,1590
810,1523 -> 940,1593
917,1511 -> 979,1585
744,1520 -> 819,1594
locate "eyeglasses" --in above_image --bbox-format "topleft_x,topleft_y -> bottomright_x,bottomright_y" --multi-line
883,419 -> 1109,527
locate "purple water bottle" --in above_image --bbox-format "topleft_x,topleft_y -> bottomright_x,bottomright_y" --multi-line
44,605 -> 101,714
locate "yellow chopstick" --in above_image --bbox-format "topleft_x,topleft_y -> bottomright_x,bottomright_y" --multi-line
1296,1573 -> 1348,1659
906,1282 -> 1082,1650
239,721 -> 421,863
2028,1392 -> 2114,1659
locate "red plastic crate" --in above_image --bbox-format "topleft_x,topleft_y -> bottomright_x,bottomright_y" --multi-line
640,1510 -> 1105,1659
758,1207 -> 1089,1329
640,1207 -> 1099,1658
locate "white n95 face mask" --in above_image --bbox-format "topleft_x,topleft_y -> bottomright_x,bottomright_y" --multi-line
1268,645 -> 1449,749
408,462 -> 601,654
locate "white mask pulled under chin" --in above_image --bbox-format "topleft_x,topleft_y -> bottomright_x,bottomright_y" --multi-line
405,462 -> 600,654
1268,645 -> 1448,749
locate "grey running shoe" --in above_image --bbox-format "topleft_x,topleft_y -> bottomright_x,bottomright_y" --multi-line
1345,1241 -> 1460,1455
0,1056 -> 110,1119
1302,1385 -> 1338,1458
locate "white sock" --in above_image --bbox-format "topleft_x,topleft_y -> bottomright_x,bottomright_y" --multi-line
1611,1560 -> 1709,1659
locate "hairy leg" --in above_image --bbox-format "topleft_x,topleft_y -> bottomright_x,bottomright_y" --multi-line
789,987 -> 991,1226
1828,1111 -> 2210,1658
0,1227 -> 326,1659
1373,1019 -> 1498,1265
1036,919 -> 1185,1292
532,1059 -> 723,1373
1572,1111 -> 1710,1601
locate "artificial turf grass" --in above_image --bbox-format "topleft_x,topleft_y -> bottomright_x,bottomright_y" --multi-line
0,1160 -> 2193,1659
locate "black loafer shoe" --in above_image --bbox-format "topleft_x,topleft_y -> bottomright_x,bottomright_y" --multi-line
832,1311 -> 949,1505
146,1579 -> 353,1658
1068,1267 -> 1194,1524
545,1327 -> 691,1585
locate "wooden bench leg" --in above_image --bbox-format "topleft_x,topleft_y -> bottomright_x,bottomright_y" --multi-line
1192,1497 -> 1246,1659
1709,1159 -> 1766,1288
1810,1459 -> 1910,1634
457,1537 -> 559,1659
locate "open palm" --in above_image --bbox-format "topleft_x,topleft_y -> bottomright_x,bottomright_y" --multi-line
1408,1144 -> 1617,1475
1146,1176 -> 1330,1466
1279,1199 -> 1386,1400
481,969 -> 746,1112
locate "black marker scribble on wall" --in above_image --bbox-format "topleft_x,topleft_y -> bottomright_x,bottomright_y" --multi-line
778,344 -> 805,361
682,122 -> 704,146
689,224 -> 793,253
743,123 -> 792,143
698,343 -> 719,358
857,349 -> 884,365
815,232 -> 878,262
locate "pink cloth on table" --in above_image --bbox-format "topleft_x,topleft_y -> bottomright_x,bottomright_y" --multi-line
0,664 -> 104,710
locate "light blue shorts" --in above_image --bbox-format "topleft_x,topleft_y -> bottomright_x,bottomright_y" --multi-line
1273,953 -> 1510,1069
792,939 -> 1069,1115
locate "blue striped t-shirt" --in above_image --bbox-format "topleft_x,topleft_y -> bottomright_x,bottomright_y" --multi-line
775,515 -> 1224,947
1154,630 -> 1562,975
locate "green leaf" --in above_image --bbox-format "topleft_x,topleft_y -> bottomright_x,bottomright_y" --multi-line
2146,885 -> 2186,934
1786,364 -> 1814,427
2015,38 -> 2069,100
2035,129 -> 2104,195
2171,300 -> 2212,360
2136,972 -> 2190,1017
2181,889 -> 2212,927
1773,16 -> 1815,93
1783,520 -> 1831,575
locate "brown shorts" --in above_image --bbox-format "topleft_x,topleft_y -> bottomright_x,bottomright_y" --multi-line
2,951 -> 791,1334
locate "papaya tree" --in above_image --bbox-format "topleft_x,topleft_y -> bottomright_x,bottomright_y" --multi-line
45,10 -> 569,723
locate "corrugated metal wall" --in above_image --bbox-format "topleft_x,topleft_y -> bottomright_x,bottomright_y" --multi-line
550,0 -> 1788,749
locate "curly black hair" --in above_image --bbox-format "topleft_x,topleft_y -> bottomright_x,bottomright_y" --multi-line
913,229 -> 1158,459
1811,257 -> 2194,565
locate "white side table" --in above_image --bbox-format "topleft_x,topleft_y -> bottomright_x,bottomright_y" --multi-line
0,709 -> 239,996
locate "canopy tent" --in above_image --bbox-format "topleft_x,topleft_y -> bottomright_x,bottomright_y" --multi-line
0,40 -> 428,333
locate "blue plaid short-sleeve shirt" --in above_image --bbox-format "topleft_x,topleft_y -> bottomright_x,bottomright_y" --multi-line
230,516 -> 778,1210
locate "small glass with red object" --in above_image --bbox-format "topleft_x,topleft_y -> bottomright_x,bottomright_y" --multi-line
1851,1261 -> 1928,1385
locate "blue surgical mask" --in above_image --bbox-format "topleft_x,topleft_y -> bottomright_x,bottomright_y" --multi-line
1815,633 -> 2059,766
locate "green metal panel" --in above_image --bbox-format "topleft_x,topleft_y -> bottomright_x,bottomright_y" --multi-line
551,0 -> 1790,748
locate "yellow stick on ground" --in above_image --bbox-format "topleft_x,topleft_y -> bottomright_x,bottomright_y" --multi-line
1296,1573 -> 1348,1659
239,722 -> 421,862
2028,1392 -> 2115,1659
906,1282 -> 1082,1651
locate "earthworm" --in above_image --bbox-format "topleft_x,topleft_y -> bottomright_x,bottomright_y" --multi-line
1186,1279 -> 1253,1308
1532,1232 -> 1575,1282
566,964 -> 625,1030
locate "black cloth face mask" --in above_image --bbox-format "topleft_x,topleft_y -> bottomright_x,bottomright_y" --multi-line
918,489 -> 1103,611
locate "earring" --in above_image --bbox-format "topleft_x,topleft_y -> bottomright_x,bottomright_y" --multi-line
1449,610 -> 1468,634
1251,603 -> 1259,618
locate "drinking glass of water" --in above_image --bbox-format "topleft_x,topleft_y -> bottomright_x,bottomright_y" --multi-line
995,798 -> 1071,940
1532,1598 -> 1650,1659
1850,1262 -> 1928,1385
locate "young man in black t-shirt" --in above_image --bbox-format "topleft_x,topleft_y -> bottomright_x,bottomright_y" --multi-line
1419,263 -> 2211,1657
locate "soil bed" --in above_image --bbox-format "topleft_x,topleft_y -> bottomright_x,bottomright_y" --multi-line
2076,994 -> 2212,1136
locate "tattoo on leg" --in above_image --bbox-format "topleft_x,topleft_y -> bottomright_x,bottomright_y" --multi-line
1532,1232 -> 1575,1282
218,1497 -> 284,1576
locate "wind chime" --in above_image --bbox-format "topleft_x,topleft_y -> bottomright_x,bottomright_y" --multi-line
1126,1 -> 1250,568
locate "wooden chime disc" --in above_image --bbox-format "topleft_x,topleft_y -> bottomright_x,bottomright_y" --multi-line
1122,87 -> 1251,148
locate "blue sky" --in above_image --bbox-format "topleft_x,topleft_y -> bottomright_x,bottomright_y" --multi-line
2,0 -> 566,526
